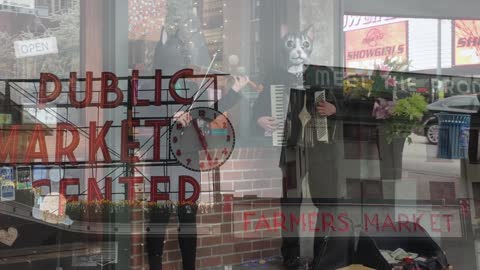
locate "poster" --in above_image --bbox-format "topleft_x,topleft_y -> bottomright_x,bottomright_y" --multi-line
16,166 -> 32,190
345,21 -> 408,71
1,180 -> 15,201
454,20 -> 480,66
0,114 -> 12,125
0,167 -> 14,180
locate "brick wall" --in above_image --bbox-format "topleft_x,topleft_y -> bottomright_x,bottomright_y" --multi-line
158,147 -> 284,270
159,198 -> 282,270
200,147 -> 283,200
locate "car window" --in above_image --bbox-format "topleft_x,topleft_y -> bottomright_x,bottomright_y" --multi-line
444,96 -> 476,110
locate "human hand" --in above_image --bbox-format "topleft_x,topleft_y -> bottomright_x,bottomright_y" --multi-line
231,76 -> 250,92
173,111 -> 192,127
257,116 -> 277,132
316,101 -> 336,117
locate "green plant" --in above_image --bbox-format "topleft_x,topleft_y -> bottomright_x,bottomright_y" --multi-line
384,93 -> 428,144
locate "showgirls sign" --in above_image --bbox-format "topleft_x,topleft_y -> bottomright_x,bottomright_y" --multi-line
454,20 -> 480,66
345,21 -> 408,70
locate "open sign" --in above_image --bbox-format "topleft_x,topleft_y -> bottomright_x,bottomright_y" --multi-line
14,37 -> 59,58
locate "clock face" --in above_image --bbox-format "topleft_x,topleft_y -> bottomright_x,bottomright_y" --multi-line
169,107 -> 235,172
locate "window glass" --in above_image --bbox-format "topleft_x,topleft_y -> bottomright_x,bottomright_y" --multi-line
1,1 -> 480,270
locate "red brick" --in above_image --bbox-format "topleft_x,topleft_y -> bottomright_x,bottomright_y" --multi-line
233,211 -> 245,220
222,233 -> 236,244
221,171 -> 242,180
130,244 -> 144,255
212,244 -> 234,255
242,251 -> 262,262
234,242 -> 252,252
243,169 -> 281,180
234,180 -> 252,190
220,181 -> 233,191
261,189 -> 281,198
243,231 -> 262,239
222,254 -> 242,265
197,224 -> 211,235
196,247 -> 212,257
232,160 -> 258,170
262,248 -> 280,258
252,240 -> 271,250
130,211 -> 143,220
167,251 -> 182,261
262,229 -> 281,239
130,234 -> 143,243
219,160 -> 233,169
201,213 -> 222,223
220,223 -> 232,234
271,237 -> 282,248
164,240 -> 178,251
237,149 -> 248,159
252,179 -> 272,189
201,235 -> 222,246
129,254 -> 144,266
162,261 -> 181,270
252,199 -> 274,206
261,208 -> 280,217
234,159 -> 276,170
233,232 -> 244,241
200,256 -> 222,268
212,203 -> 223,213
223,212 -> 233,223
234,221 -> 249,233
272,178 -> 283,188
211,224 -> 222,234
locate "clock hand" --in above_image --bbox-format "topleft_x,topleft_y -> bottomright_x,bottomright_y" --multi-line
192,120 -> 214,167
187,53 -> 218,113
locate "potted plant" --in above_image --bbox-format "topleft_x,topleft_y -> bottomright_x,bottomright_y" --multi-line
177,201 -> 198,224
146,201 -> 172,224
114,200 -> 141,223
65,200 -> 83,221
374,94 -> 427,179
15,188 -> 36,207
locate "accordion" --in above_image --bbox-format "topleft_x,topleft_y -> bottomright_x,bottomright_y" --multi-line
270,85 -> 288,146
270,85 -> 329,147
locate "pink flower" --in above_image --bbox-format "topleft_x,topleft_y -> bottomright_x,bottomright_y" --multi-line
372,98 -> 394,120
386,77 -> 397,87
375,64 -> 391,76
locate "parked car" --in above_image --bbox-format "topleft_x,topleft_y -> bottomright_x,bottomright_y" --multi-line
415,94 -> 480,144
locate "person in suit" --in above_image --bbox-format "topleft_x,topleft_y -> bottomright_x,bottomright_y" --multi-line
279,85 -> 345,269
250,24 -> 344,268
145,27 -> 249,270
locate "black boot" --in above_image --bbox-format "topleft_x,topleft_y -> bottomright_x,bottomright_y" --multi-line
280,197 -> 302,269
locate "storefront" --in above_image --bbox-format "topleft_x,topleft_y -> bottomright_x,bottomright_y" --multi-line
0,0 -> 479,269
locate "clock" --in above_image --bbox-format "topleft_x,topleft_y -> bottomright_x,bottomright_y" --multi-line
169,107 -> 235,172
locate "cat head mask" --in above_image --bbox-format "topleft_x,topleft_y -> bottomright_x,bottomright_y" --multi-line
281,25 -> 315,75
